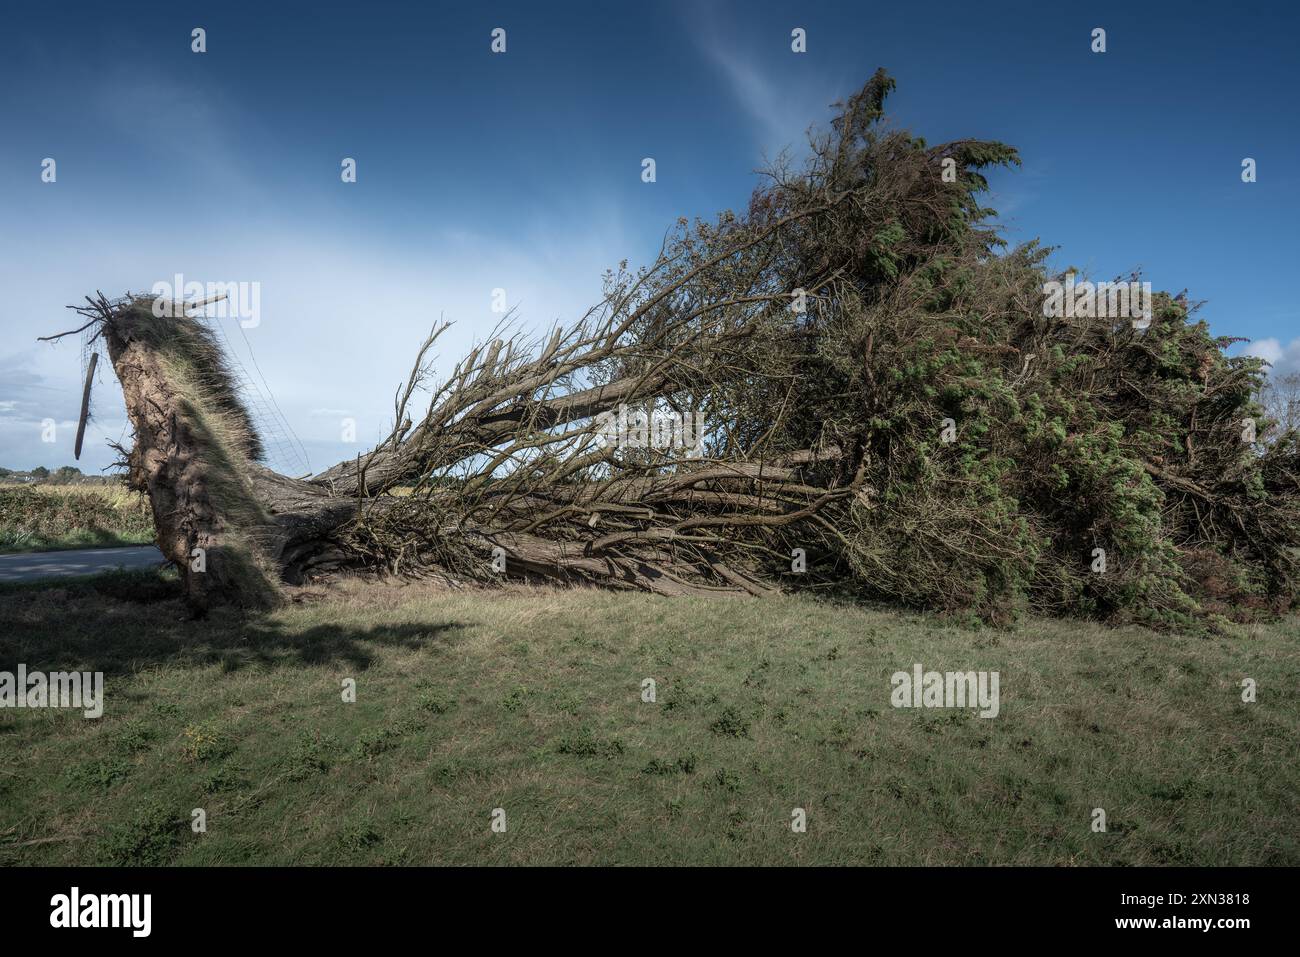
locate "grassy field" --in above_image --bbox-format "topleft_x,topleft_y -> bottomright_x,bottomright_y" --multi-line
0,571 -> 1297,866
0,483 -> 154,553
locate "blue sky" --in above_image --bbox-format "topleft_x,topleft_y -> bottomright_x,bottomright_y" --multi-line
2,0 -> 1297,474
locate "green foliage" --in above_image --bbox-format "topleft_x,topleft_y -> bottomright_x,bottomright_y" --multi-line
97,800 -> 185,865
553,726 -> 625,758
604,70 -> 1297,625
709,706 -> 751,738
0,483 -> 154,553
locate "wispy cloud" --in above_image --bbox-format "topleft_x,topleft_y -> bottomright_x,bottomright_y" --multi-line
686,9 -> 840,160
704,43 -> 797,148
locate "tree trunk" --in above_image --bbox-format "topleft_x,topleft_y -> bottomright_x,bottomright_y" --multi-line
84,292 -> 835,611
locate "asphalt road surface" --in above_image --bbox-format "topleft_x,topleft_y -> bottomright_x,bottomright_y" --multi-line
0,545 -> 168,583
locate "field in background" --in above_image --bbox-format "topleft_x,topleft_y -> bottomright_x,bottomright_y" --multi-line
0,484 -> 154,553
1,574 -> 1296,866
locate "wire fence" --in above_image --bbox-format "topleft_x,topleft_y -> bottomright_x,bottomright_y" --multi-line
197,314 -> 313,478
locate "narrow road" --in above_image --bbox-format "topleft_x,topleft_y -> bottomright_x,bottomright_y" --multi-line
0,545 -> 168,583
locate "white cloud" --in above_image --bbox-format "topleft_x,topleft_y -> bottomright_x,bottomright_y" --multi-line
1242,336 -> 1300,377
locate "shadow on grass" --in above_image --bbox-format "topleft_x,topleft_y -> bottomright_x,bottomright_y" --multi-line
0,569 -> 466,676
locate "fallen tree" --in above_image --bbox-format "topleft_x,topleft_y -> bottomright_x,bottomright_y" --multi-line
47,71 -> 1300,626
